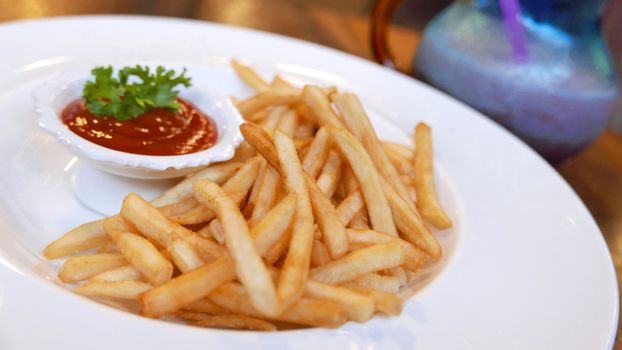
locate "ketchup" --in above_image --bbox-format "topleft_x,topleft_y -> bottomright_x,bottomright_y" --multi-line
61,98 -> 218,156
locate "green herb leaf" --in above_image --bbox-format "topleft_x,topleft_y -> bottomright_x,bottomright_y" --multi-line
82,65 -> 192,120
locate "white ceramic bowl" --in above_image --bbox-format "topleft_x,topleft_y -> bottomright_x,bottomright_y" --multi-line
34,70 -> 244,179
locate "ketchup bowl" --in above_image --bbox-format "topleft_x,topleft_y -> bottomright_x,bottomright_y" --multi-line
34,69 -> 244,179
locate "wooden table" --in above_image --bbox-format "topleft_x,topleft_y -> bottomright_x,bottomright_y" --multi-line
2,0 -> 621,347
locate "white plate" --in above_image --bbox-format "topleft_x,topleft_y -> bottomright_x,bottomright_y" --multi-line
0,16 -> 617,350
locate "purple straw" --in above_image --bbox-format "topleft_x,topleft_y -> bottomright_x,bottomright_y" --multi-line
499,0 -> 529,62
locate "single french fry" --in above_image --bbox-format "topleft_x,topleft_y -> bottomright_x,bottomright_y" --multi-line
245,158 -> 267,216
336,190 -> 365,226
240,123 -> 280,170
44,220 -> 110,259
347,273 -> 400,294
168,238 -> 206,273
382,179 -> 442,261
140,254 -> 235,318
231,59 -> 270,92
305,280 -> 374,323
274,130 -> 315,307
347,286 -> 404,316
305,175 -> 348,259
276,109 -> 299,137
251,193 -> 297,256
332,93 -> 418,214
90,265 -> 144,283
302,85 -> 345,128
107,229 -> 173,286
346,228 -> 427,272
301,127 -> 332,178
382,141 -> 415,160
237,90 -> 300,117
413,123 -> 453,229
270,75 -> 295,90
209,282 -> 347,328
151,162 -> 242,207
121,193 -> 194,247
249,165 -> 281,227
194,180 -> 280,317
311,239 -> 332,267
183,299 -> 232,315
310,242 -> 403,285
316,150 -> 343,198
59,254 -> 127,283
327,127 -> 397,236
207,219 -> 225,244
192,315 -> 277,331
74,280 -> 152,300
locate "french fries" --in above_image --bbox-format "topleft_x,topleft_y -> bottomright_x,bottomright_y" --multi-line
43,60 -> 454,331
414,123 -> 453,229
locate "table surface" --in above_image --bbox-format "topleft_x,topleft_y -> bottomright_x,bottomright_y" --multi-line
1,0 -> 621,348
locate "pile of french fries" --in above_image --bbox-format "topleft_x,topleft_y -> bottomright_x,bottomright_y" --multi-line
43,60 -> 453,331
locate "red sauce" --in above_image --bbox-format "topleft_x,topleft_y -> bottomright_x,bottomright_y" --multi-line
61,98 -> 217,156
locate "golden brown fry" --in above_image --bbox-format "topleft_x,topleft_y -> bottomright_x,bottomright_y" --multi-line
167,238 -> 205,273
44,220 -> 110,259
183,299 -> 232,315
276,109 -> 299,137
336,190 -> 365,226
209,282 -> 347,328
90,265 -> 144,283
382,179 -> 442,261
310,242 -> 403,285
237,90 -> 300,117
274,130 -> 315,307
348,273 -> 400,294
194,180 -> 280,317
346,228 -> 427,271
305,280 -> 374,323
414,122 -> 453,229
249,165 -> 281,227
382,141 -> 415,160
140,254 -> 235,318
250,193 -> 297,256
59,254 -> 127,283
302,85 -> 345,128
316,150 -> 343,198
192,315 -> 278,331
301,127 -> 332,178
327,127 -> 397,236
107,229 -> 173,286
74,280 -> 152,300
231,59 -> 270,92
270,75 -> 295,90
240,123 -> 280,170
306,175 -> 348,259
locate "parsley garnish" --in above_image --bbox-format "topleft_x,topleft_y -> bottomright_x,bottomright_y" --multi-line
82,65 -> 192,120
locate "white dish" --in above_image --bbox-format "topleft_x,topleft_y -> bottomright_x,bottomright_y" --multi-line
0,16 -> 617,350
34,66 -> 244,179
